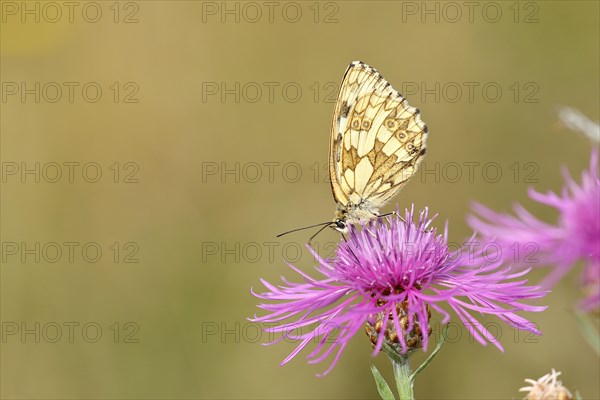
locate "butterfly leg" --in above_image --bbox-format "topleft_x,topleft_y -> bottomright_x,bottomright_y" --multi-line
340,233 -> 361,263
376,210 -> 406,224
380,210 -> 433,232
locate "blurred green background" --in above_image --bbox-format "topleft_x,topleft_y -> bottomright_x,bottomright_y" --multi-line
1,1 -> 598,399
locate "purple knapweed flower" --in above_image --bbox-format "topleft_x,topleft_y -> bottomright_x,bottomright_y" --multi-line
251,207 -> 546,375
468,149 -> 600,312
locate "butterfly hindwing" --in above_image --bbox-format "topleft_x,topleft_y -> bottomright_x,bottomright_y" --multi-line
328,61 -> 428,222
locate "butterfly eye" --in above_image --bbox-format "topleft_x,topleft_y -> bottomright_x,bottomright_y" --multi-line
335,220 -> 346,230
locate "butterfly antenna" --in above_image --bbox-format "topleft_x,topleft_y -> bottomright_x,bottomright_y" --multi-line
308,223 -> 332,246
276,221 -> 332,238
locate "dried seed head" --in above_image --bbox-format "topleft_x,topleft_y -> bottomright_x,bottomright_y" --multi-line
519,369 -> 573,400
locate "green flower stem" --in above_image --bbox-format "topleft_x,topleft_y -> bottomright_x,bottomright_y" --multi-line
380,341 -> 414,400
392,357 -> 414,400
371,325 -> 449,400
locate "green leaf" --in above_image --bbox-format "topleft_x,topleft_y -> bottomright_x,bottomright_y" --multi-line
574,310 -> 600,355
370,364 -> 396,400
410,324 -> 449,383
381,341 -> 406,365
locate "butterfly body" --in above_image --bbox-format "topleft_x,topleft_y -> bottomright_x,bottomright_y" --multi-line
332,199 -> 379,233
328,61 -> 428,233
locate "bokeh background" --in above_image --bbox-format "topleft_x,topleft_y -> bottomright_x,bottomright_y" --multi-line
1,1 -> 599,399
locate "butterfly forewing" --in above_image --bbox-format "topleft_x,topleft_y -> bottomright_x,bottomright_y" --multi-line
328,61 -> 428,224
